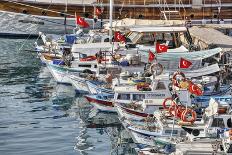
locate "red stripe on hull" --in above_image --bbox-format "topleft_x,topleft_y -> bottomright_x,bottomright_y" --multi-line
119,104 -> 153,118
84,96 -> 114,107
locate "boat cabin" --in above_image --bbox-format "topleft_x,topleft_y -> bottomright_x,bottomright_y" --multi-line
126,26 -> 189,50
114,74 -> 171,105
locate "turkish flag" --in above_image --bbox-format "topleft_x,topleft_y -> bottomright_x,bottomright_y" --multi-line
156,43 -> 168,53
188,82 -> 203,96
179,58 -> 192,69
148,50 -> 155,62
75,15 -> 89,28
114,31 -> 126,43
96,7 -> 102,16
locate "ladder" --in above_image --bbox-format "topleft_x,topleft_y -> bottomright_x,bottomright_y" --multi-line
157,0 -> 186,21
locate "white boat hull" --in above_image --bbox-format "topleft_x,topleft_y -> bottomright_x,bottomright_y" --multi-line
68,75 -> 89,94
47,64 -> 72,84
90,102 -> 116,112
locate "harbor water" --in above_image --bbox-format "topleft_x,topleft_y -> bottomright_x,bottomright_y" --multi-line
0,38 -> 133,155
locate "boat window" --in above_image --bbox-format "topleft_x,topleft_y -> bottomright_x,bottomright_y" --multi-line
137,33 -> 154,45
132,94 -> 145,101
92,36 -> 102,43
180,130 -> 187,136
80,53 -> 87,58
99,68 -> 107,74
165,130 -> 178,135
79,64 -> 92,68
155,82 -> 166,90
94,65 -> 97,68
227,118 -> 232,128
117,94 -> 131,100
211,118 -> 225,128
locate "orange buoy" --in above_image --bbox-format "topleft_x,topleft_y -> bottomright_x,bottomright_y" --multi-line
181,109 -> 197,124
168,104 -> 178,116
176,106 -> 186,118
162,97 -> 176,110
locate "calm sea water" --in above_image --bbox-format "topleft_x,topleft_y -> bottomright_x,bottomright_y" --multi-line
0,38 -> 134,155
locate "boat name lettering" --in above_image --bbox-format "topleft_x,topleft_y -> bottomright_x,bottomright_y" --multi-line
145,93 -> 165,98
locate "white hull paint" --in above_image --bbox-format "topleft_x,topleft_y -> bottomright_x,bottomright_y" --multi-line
68,75 -> 89,94
47,64 -> 71,84
90,102 -> 116,112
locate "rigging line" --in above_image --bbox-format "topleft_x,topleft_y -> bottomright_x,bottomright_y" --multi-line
3,0 -> 75,17
18,0 -> 55,51
34,15 -> 76,27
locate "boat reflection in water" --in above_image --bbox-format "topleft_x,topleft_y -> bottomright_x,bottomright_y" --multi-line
74,97 -> 137,155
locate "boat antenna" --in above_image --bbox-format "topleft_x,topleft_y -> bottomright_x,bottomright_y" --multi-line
109,0 -> 113,44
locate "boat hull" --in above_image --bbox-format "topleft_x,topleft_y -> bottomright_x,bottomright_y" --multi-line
86,81 -> 114,95
84,95 -> 115,112
68,75 -> 89,94
115,102 -> 153,121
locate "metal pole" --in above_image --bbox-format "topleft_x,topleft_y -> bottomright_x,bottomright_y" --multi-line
109,0 -> 113,43
64,0 -> 68,34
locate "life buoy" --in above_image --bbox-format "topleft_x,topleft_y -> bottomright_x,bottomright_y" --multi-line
162,97 -> 176,110
80,56 -> 96,61
181,109 -> 197,124
172,71 -> 186,88
168,104 -> 178,116
150,63 -> 163,75
176,106 -> 186,118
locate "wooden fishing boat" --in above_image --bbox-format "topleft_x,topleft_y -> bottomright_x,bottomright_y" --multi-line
1,0 -> 232,21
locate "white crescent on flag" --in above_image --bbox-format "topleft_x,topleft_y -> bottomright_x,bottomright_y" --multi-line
78,18 -> 83,24
182,60 -> 187,67
191,85 -> 197,92
117,34 -> 121,41
159,46 -> 164,51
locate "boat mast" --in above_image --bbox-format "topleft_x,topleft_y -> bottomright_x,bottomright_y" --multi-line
64,0 -> 68,34
109,0 -> 113,43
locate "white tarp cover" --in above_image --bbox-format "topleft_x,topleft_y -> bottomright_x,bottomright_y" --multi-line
183,64 -> 220,78
72,42 -> 112,52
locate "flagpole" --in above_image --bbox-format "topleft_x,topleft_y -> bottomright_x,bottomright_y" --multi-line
109,0 -> 113,44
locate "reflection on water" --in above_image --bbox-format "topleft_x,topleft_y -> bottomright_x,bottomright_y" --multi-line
0,38 -> 137,155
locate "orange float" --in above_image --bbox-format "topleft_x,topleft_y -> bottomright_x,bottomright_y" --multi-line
168,104 -> 178,116
162,97 -> 176,110
181,108 -> 197,124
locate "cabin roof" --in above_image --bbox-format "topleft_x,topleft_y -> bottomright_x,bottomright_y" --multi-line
129,26 -> 187,33
72,42 -> 112,51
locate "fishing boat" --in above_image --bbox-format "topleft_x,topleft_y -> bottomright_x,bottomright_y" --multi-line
84,94 -> 115,112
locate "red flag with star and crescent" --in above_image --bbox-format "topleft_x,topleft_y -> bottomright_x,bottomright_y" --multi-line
75,14 -> 89,28
156,43 -> 168,53
179,58 -> 192,69
96,7 -> 102,16
188,82 -> 203,96
114,31 -> 126,43
148,50 -> 155,62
